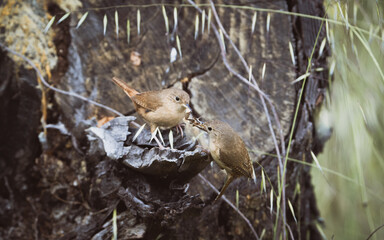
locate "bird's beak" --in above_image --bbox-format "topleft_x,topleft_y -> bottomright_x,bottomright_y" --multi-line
183,104 -> 192,113
196,124 -> 208,132
193,119 -> 207,132
186,116 -> 207,131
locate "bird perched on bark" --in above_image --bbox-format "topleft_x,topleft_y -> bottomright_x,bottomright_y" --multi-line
193,119 -> 256,202
111,77 -> 191,147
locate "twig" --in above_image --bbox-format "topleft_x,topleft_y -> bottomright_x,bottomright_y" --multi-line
208,1 -> 288,237
366,223 -> 384,240
3,177 -> 14,209
0,42 -> 169,148
198,174 -> 259,240
206,5 -> 287,234
25,197 -> 39,240
0,42 -> 124,117
268,206 -> 295,240
187,1 -> 287,237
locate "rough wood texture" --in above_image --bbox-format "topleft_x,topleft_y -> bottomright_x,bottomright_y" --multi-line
189,1 -> 296,154
57,0 -> 295,155
0,0 -> 328,239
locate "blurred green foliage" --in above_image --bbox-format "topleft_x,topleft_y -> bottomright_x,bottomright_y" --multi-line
312,1 -> 384,239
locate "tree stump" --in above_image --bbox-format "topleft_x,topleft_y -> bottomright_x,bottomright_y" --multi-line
0,0 -> 328,239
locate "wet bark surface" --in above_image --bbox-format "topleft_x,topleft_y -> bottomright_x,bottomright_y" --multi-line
0,0 -> 328,239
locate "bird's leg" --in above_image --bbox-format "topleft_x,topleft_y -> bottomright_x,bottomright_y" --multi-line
156,127 -> 165,146
175,124 -> 184,138
213,174 -> 235,203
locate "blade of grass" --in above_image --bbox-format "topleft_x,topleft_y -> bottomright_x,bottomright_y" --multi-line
79,3 -> 383,41
176,35 -> 182,58
199,174 -> 259,239
115,10 -> 119,38
127,19 -> 130,43
261,169 -> 266,193
219,29 -> 225,52
76,12 -> 88,29
162,5 -> 169,34
251,12 -> 257,34
201,9 -> 206,33
291,72 -> 311,84
103,14 -> 107,36
253,149 -> 384,202
44,16 -> 56,33
288,200 -> 297,223
57,12 -> 70,24
311,151 -> 326,179
132,123 -> 146,142
319,38 -> 327,57
352,28 -> 384,82
137,9 -> 141,35
112,208 -> 117,240
260,229 -> 266,240
174,7 -> 178,31
248,65 -> 252,82
261,63 -> 266,80
289,41 -> 295,65
194,13 -> 199,39
207,9 -> 212,34
270,189 -> 274,215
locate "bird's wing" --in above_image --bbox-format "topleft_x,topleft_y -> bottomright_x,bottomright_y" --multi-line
131,91 -> 162,112
219,139 -> 253,178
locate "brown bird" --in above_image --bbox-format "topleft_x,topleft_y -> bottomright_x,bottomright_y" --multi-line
196,119 -> 256,202
111,77 -> 191,146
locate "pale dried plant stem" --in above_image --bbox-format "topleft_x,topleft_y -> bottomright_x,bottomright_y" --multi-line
0,43 -> 167,146
198,174 -> 260,240
189,1 -> 288,237
205,0 -> 286,165
0,43 -> 123,117
64,3 -> 381,42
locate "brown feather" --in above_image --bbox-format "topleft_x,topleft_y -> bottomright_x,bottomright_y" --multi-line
111,77 -> 191,136
203,120 -> 256,201
131,92 -> 163,112
111,77 -> 139,97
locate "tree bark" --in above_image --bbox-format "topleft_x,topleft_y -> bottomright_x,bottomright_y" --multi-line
0,0 -> 328,239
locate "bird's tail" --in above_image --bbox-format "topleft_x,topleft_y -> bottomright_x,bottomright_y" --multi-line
111,77 -> 139,97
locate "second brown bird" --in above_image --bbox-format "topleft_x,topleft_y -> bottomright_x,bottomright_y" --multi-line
111,77 -> 191,135
196,119 -> 256,202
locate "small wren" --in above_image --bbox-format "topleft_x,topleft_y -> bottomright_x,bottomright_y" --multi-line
195,119 -> 256,202
111,77 -> 192,144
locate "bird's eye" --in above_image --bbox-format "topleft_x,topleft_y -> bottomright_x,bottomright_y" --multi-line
207,127 -> 212,131
175,96 -> 180,101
